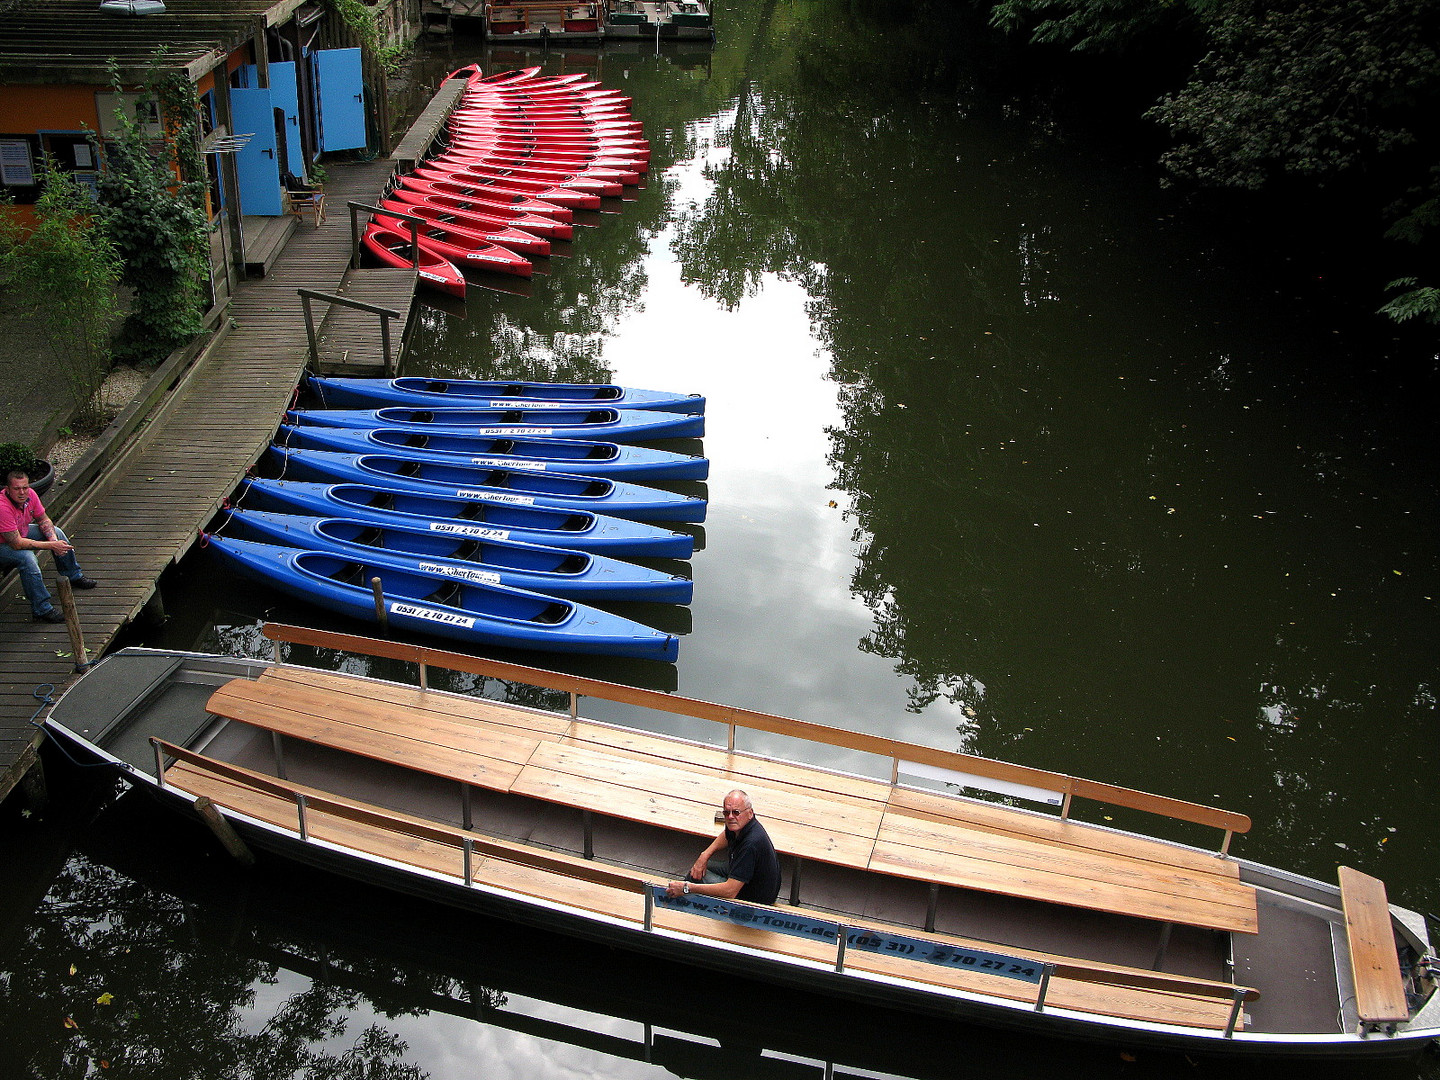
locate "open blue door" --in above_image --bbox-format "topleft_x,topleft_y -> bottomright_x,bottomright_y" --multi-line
268,62 -> 304,177
229,87 -> 283,216
314,48 -> 367,152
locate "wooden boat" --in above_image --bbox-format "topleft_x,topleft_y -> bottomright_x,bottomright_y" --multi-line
376,197 -> 552,257
264,446 -> 708,523
287,404 -> 705,441
202,540 -> 679,660
305,374 -> 705,414
221,507 -> 693,604
387,185 -> 575,239
275,423 -> 710,481
605,0 -> 714,39
238,478 -> 696,558
44,622 -> 1440,1059
392,176 -> 576,225
359,226 -> 466,298
372,212 -> 534,277
408,164 -> 602,211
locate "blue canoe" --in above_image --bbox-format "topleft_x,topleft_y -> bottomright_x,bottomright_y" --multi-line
306,375 -> 705,415
266,446 -> 707,523
238,478 -> 695,559
287,405 -> 704,442
275,423 -> 709,481
206,535 -> 679,662
223,507 -> 693,604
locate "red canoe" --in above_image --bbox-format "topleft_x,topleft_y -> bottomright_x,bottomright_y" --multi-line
409,163 -> 604,209
427,150 -> 631,192
386,186 -> 575,240
376,197 -> 551,257
373,213 -> 533,277
440,149 -> 641,186
361,225 -> 465,298
397,171 -> 578,218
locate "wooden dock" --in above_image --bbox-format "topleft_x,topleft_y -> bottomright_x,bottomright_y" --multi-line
0,158 -> 418,804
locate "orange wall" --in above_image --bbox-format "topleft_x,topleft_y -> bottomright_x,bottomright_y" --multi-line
0,85 -> 105,135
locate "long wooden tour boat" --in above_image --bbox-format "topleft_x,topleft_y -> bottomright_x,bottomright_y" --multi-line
41,623 -> 1437,1059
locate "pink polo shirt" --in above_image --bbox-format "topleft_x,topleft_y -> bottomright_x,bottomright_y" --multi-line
0,487 -> 45,536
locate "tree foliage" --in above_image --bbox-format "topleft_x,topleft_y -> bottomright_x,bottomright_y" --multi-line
989,0 -> 1440,325
96,61 -> 210,366
0,165 -> 122,431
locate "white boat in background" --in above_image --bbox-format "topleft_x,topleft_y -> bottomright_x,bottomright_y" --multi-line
42,622 -> 1440,1060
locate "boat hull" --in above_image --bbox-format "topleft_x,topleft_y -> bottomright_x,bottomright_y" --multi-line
264,446 -> 708,523
305,374 -> 705,414
238,478 -> 696,558
206,536 -> 679,660
276,423 -> 710,481
287,405 -> 705,442
222,507 -> 693,603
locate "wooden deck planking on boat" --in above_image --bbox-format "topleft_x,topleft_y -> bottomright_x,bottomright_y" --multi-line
165,759 -> 1243,1031
1338,866 -> 1409,1024
207,689 -> 526,790
256,666 -> 574,738
869,836 -> 1257,935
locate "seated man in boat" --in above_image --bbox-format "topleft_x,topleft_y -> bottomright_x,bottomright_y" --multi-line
666,789 -> 781,904
0,468 -> 96,623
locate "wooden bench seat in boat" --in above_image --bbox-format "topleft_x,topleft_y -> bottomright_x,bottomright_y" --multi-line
1338,865 -> 1410,1026
159,744 -> 1257,1032
204,667 -> 1257,935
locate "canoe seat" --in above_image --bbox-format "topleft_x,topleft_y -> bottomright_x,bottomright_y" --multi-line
332,562 -> 367,586
534,601 -> 569,624
423,581 -> 464,606
365,492 -> 396,509
401,433 -> 429,447
353,526 -> 385,546
1338,866 -> 1409,1027
395,461 -> 423,477
448,539 -> 482,561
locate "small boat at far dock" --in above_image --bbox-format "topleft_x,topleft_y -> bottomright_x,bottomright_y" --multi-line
605,0 -> 713,39
44,623 -> 1440,1061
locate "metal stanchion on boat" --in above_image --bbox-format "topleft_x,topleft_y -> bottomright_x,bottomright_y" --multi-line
295,793 -> 310,841
151,738 -> 166,789
834,925 -> 848,973
372,577 -> 387,632
463,838 -> 474,886
1034,963 -> 1055,1011
1224,987 -> 1245,1037
643,886 -> 654,931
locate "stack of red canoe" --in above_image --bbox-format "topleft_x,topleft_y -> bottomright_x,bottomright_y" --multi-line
364,65 -> 651,298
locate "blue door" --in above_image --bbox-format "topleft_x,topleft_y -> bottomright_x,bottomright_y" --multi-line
230,87 -> 283,216
269,62 -> 304,177
314,48 -> 367,152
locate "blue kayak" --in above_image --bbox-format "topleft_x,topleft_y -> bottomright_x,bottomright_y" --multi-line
237,478 -> 695,558
306,375 -> 705,415
266,446 -> 707,523
206,535 -> 680,662
288,405 -> 704,442
275,423 -> 709,480
223,507 -> 693,604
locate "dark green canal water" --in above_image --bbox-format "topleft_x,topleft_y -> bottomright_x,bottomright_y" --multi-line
5,2 -> 1439,1075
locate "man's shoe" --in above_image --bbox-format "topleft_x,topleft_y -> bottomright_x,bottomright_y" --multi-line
34,609 -> 64,623
70,576 -> 97,590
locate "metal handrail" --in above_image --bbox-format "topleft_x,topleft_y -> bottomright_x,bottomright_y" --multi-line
297,288 -> 403,376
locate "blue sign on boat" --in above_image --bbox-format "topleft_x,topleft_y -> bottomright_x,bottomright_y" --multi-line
651,888 -> 1046,983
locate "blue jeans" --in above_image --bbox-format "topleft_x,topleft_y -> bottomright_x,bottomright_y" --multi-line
0,525 -> 84,616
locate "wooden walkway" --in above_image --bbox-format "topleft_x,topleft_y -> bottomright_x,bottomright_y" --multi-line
0,158 -> 417,801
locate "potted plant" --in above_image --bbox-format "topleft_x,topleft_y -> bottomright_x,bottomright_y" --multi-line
0,442 -> 54,497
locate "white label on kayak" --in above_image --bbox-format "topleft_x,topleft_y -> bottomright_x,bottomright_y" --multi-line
388,602 -> 476,628
457,488 -> 534,505
469,457 -> 547,470
484,399 -> 579,409
470,426 -> 555,436
428,522 -> 510,540
418,561 -> 501,585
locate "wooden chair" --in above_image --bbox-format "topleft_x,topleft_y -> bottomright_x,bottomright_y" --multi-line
283,173 -> 326,225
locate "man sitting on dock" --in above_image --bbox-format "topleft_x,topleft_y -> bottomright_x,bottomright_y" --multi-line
667,789 -> 782,905
0,468 -> 95,623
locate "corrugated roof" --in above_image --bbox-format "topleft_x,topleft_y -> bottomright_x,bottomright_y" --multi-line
0,0 -> 314,84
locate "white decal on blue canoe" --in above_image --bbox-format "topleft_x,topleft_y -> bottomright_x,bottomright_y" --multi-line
469,427 -> 556,436
418,562 -> 501,585
428,523 -> 510,540
483,399 -> 581,409
468,457 -> 546,470
388,602 -> 476,628
456,489 -> 535,505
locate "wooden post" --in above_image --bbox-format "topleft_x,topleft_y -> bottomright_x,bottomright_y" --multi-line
371,576 -> 387,630
194,796 -> 256,866
53,576 -> 91,672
